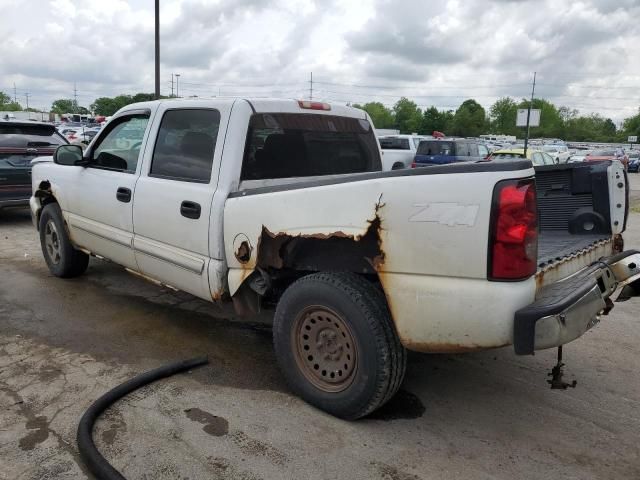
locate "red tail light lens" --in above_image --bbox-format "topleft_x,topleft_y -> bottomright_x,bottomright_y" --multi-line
488,178 -> 537,280
297,100 -> 331,111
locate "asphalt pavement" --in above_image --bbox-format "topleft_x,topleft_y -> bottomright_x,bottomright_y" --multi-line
1,175 -> 639,480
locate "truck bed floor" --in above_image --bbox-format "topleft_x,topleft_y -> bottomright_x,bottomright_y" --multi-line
537,232 -> 610,268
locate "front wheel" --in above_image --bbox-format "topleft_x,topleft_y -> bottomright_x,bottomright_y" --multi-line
39,203 -> 89,278
273,272 -> 406,419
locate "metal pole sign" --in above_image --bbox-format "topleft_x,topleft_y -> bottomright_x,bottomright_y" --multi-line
628,135 -> 638,143
517,109 -> 541,127
521,72 -> 538,157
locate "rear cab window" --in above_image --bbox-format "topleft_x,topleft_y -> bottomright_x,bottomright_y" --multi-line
379,137 -> 410,150
241,113 -> 380,180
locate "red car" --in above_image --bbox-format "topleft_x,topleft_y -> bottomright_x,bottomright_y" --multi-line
585,149 -> 629,170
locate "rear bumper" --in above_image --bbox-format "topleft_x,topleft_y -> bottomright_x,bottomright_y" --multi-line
514,250 -> 640,355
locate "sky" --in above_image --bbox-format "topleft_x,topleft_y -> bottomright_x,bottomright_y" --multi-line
0,0 -> 639,124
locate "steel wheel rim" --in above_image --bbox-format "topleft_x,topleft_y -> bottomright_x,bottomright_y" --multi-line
292,306 -> 357,393
44,220 -> 61,265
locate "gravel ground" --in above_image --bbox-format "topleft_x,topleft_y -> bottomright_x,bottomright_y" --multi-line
0,174 -> 639,480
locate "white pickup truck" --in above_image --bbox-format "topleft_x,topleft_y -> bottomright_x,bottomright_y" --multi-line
378,134 -> 429,170
30,98 -> 640,419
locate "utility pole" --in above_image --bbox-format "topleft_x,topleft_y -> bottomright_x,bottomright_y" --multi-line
309,72 -> 313,100
175,74 -> 180,97
154,0 -> 160,99
170,74 -> 174,97
523,71 -> 537,157
24,93 -> 30,110
13,83 -> 17,103
73,82 -> 78,113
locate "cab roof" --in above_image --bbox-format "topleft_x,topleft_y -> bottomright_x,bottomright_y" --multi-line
118,97 -> 368,120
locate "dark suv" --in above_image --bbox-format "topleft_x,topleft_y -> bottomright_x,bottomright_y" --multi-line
412,139 -> 489,167
0,122 -> 67,210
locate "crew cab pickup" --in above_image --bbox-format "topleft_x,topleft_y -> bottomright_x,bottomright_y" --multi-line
29,98 -> 640,419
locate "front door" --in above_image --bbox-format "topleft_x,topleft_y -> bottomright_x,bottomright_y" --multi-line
64,111 -> 151,269
132,105 -> 229,301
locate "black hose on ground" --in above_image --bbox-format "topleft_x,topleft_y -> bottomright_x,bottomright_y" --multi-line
77,356 -> 209,480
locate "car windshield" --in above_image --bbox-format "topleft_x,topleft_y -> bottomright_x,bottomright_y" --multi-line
416,141 -> 454,156
379,137 -> 410,150
490,152 -> 525,161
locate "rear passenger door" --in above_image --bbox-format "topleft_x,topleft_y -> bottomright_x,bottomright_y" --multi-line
132,104 -> 231,301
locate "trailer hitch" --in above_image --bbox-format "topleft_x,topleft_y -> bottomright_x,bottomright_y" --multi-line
547,346 -> 577,390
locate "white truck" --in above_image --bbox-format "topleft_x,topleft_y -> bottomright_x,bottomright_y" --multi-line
378,134 -> 430,170
29,98 -> 640,419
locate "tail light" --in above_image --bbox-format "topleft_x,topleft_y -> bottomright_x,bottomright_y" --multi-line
297,100 -> 331,111
488,178 -> 537,280
411,162 -> 417,168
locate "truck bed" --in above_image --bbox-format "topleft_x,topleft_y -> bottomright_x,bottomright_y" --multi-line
537,232 -> 610,268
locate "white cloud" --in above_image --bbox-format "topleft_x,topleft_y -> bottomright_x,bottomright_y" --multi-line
0,0 -> 637,122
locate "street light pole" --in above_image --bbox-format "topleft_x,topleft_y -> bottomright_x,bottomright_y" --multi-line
176,74 -> 180,98
154,0 -> 160,99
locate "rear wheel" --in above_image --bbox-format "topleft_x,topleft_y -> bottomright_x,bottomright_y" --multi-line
273,272 -> 406,419
391,162 -> 404,170
39,203 -> 89,278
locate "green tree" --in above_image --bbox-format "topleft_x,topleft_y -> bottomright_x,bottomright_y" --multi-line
621,108 -> 640,140
0,91 -> 22,111
51,99 -> 75,114
393,97 -> 422,133
131,93 -> 156,103
450,99 -> 486,137
90,97 -> 119,116
353,102 -> 395,129
420,106 -> 450,135
489,97 -> 518,135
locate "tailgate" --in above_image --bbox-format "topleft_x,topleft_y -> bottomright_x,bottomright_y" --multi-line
534,160 -> 627,287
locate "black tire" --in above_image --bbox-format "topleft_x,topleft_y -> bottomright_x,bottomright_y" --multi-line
273,272 -> 406,419
39,203 -> 89,278
391,162 -> 404,170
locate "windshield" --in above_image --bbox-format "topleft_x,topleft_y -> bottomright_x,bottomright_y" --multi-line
416,141 -> 454,156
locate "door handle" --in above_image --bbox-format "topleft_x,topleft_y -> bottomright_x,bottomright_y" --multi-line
116,187 -> 132,203
180,200 -> 201,219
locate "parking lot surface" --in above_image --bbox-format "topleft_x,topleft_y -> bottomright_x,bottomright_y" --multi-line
1,175 -> 639,480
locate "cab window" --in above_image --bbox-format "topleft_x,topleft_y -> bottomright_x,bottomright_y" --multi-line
150,109 -> 220,183
91,114 -> 150,173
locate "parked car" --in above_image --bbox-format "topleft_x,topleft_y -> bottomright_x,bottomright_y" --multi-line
0,121 -> 67,210
586,149 -> 629,170
378,134 -> 430,170
489,148 -> 556,166
628,151 -> 639,173
542,144 -> 571,163
412,138 -> 489,166
567,150 -> 592,163
29,98 -> 639,419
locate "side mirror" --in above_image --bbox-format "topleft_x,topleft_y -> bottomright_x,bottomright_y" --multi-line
54,145 -> 87,166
